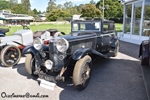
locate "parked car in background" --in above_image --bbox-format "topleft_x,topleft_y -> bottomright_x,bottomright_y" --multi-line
0,28 -> 9,37
139,29 -> 150,65
0,26 -> 59,67
23,19 -> 119,90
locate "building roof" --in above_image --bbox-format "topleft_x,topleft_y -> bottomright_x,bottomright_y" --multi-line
0,10 -> 34,20
0,15 -> 6,20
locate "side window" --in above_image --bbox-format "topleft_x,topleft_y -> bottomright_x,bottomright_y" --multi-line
80,23 -> 85,30
103,23 -> 109,32
73,23 -> 78,31
109,23 -> 115,30
95,22 -> 101,31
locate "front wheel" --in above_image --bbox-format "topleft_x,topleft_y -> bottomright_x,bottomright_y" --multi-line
73,55 -> 92,90
25,54 -> 36,75
1,45 -> 21,67
112,42 -> 119,57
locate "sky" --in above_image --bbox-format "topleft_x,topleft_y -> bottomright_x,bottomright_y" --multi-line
18,0 -> 100,12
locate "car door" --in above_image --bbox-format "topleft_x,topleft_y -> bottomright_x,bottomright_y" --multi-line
99,22 -> 114,53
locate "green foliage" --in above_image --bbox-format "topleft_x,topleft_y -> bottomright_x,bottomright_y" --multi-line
96,0 -> 123,19
0,1 -> 10,10
11,4 -> 26,14
10,0 -> 18,5
46,9 -> 70,21
76,4 -> 85,14
46,0 -> 56,12
144,6 -> 150,20
33,8 -> 41,15
81,4 -> 102,18
63,1 -> 79,15
89,0 -> 96,5
21,0 -> 31,14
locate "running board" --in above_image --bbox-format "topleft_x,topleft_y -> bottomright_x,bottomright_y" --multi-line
91,49 -> 114,58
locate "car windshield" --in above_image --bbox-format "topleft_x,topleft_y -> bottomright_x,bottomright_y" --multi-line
72,22 -> 101,32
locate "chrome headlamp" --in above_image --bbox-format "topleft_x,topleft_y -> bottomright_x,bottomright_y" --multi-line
56,38 -> 69,53
33,37 -> 43,50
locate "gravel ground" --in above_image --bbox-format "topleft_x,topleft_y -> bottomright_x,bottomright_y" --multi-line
0,41 -> 148,100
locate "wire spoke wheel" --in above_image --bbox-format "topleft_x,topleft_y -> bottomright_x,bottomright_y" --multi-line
1,45 -> 21,67
73,55 -> 92,90
81,63 -> 91,85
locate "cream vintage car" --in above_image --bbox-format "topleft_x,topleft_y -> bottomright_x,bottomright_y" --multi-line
0,28 -> 58,67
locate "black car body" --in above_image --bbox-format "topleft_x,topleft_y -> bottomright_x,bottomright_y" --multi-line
23,19 -> 119,90
139,29 -> 150,65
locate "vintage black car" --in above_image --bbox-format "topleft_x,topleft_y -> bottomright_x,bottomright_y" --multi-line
23,19 -> 119,90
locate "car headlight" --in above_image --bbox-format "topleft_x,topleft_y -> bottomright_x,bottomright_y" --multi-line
56,38 -> 69,53
33,37 -> 43,50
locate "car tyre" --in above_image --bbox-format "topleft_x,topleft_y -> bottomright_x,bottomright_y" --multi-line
73,55 -> 92,90
1,45 -> 21,67
25,54 -> 36,75
112,42 -> 119,57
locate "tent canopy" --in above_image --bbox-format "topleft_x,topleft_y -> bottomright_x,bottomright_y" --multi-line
0,17 -> 6,20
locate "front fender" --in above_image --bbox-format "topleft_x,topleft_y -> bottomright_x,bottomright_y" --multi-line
72,48 -> 91,60
22,45 -> 38,56
13,41 -> 26,47
111,37 -> 119,48
22,45 -> 43,66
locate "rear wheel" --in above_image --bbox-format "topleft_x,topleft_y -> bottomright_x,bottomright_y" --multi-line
73,55 -> 92,90
25,54 -> 36,75
1,45 -> 21,67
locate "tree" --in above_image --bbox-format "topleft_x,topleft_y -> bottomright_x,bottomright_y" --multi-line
63,1 -> 79,15
11,4 -> 26,14
56,4 -> 63,10
33,8 -> 38,14
10,0 -> 18,4
89,0 -> 96,5
64,1 -> 73,9
0,1 -> 10,10
76,4 -> 85,14
46,9 -> 70,21
21,0 -> 31,14
96,0 -> 123,19
47,0 -> 56,12
81,4 -> 102,18
0,0 -> 18,10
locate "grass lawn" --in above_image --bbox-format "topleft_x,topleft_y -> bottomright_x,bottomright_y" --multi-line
0,23 -> 122,36
115,23 -> 123,32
